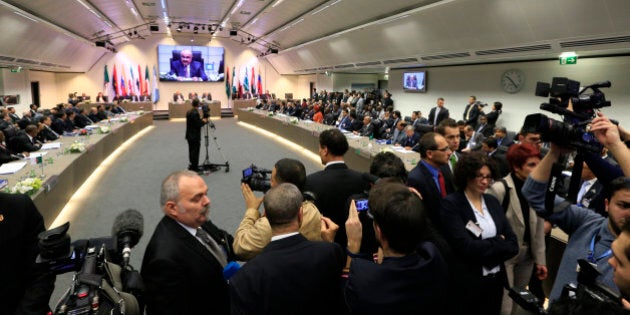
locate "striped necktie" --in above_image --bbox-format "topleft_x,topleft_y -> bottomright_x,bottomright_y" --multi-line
196,227 -> 227,267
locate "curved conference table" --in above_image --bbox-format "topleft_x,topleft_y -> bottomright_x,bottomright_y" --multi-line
1,112 -> 153,228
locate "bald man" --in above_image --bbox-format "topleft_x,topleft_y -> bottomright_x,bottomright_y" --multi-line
168,49 -> 208,81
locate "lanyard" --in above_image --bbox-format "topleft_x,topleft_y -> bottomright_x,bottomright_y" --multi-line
588,233 -> 612,264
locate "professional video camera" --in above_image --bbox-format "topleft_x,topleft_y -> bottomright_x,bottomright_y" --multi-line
200,103 -> 211,119
522,77 -> 611,154
509,259 -> 625,315
37,210 -> 145,315
241,164 -> 272,192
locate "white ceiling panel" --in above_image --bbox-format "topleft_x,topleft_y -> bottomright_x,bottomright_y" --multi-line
1,0 -> 630,74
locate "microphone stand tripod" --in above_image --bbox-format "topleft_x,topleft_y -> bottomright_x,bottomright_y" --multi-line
200,117 -> 230,173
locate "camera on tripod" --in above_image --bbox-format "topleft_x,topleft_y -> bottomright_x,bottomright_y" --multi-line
241,164 -> 272,192
201,103 -> 211,119
522,77 -> 612,154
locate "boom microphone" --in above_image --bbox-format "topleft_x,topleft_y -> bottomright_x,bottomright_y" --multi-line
111,209 -> 144,267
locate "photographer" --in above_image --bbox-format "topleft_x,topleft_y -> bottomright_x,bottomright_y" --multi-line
342,181 -> 448,314
233,158 -> 323,260
185,98 -> 207,172
521,120 -> 630,303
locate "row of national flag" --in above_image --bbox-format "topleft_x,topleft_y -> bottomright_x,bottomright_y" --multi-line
225,64 -> 263,99
104,64 -> 159,103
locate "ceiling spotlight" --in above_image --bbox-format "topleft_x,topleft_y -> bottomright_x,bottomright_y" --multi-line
128,31 -> 132,36
187,24 -> 190,30
177,24 -> 182,32
134,30 -> 138,35
219,26 -> 223,31
201,25 -> 205,31
167,23 -> 171,28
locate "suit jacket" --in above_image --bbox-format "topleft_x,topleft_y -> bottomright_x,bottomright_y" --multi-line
579,180 -> 606,216
141,216 -> 234,315
305,163 -> 369,247
463,103 -> 481,127
399,132 -> 420,148
9,113 -> 20,124
358,122 -> 374,137
439,192 -> 518,288
486,110 -> 500,126
487,175 -> 546,267
428,106 -> 449,126
8,131 -> 41,153
407,162 -> 455,232
439,192 -> 518,314
169,60 -> 208,81
0,143 -> 19,164
344,242 -> 448,314
38,125 -> 59,142
17,117 -> 33,130
466,131 -> 485,151
489,149 -> 510,178
74,114 -> 92,128
185,108 -> 205,142
230,234 -> 344,315
476,123 -> 493,138
0,193 -> 55,315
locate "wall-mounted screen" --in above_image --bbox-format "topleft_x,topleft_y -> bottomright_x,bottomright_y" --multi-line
0,95 -> 19,105
403,71 -> 426,92
158,45 -> 225,82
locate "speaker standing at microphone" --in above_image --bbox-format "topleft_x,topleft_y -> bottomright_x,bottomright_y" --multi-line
185,98 -> 207,172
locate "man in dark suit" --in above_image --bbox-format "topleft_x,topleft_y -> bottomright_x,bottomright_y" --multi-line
37,115 -> 60,142
0,131 -> 23,164
168,49 -> 208,81
8,107 -> 20,124
341,181 -> 448,314
437,118 -> 463,173
353,115 -> 374,138
482,137 -> 509,178
230,183 -> 344,314
0,193 -> 55,315
142,170 -> 235,315
305,128 -> 369,248
428,97 -> 449,127
407,132 -> 455,232
463,95 -> 481,129
74,108 -> 93,128
399,125 -> 420,149
9,125 -> 41,153
493,126 -> 514,149
185,99 -> 207,172
476,115 -> 494,137
17,110 -> 34,130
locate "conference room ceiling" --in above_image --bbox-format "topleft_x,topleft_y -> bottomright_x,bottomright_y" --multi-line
1,0 -> 630,74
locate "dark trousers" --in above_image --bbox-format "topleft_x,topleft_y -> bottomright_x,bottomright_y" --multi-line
187,139 -> 200,169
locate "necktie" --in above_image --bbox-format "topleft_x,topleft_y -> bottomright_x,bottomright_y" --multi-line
577,181 -> 592,206
449,154 -> 457,171
46,125 -> 59,138
186,65 -> 190,78
438,171 -> 448,197
434,108 -> 440,125
196,227 -> 227,267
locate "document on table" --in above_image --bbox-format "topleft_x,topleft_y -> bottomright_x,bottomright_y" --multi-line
390,146 -> 416,154
41,142 -> 62,150
0,161 -> 27,174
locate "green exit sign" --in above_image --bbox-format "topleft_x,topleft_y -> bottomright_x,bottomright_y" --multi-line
560,56 -> 577,65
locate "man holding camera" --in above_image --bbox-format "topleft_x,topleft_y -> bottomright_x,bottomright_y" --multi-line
233,158 -> 323,260
185,99 -> 207,172
522,113 -> 630,303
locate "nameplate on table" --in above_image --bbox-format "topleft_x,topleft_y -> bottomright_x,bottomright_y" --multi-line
28,152 -> 48,164
0,161 -> 27,174
41,142 -> 62,150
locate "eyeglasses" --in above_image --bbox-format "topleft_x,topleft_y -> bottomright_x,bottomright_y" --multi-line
475,174 -> 493,180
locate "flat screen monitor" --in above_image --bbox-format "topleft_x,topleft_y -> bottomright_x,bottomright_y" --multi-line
402,71 -> 426,92
158,45 -> 225,82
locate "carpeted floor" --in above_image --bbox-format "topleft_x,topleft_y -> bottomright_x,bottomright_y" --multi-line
49,116 -> 324,308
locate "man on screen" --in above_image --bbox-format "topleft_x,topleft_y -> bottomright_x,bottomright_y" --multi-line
169,49 -> 208,82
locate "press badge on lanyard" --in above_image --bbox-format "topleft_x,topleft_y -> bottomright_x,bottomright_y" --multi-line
577,233 -> 612,273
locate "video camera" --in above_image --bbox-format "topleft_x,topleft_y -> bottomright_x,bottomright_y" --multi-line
509,259 -> 624,315
241,164 -> 272,193
522,77 -> 612,153
201,103 -> 211,119
37,210 -> 145,315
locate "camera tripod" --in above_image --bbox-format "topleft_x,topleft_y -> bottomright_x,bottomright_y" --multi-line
200,117 -> 230,173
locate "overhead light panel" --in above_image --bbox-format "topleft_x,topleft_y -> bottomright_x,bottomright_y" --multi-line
272,0 -> 284,8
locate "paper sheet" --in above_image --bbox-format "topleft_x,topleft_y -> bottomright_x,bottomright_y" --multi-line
0,161 -> 27,174
41,142 -> 62,150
